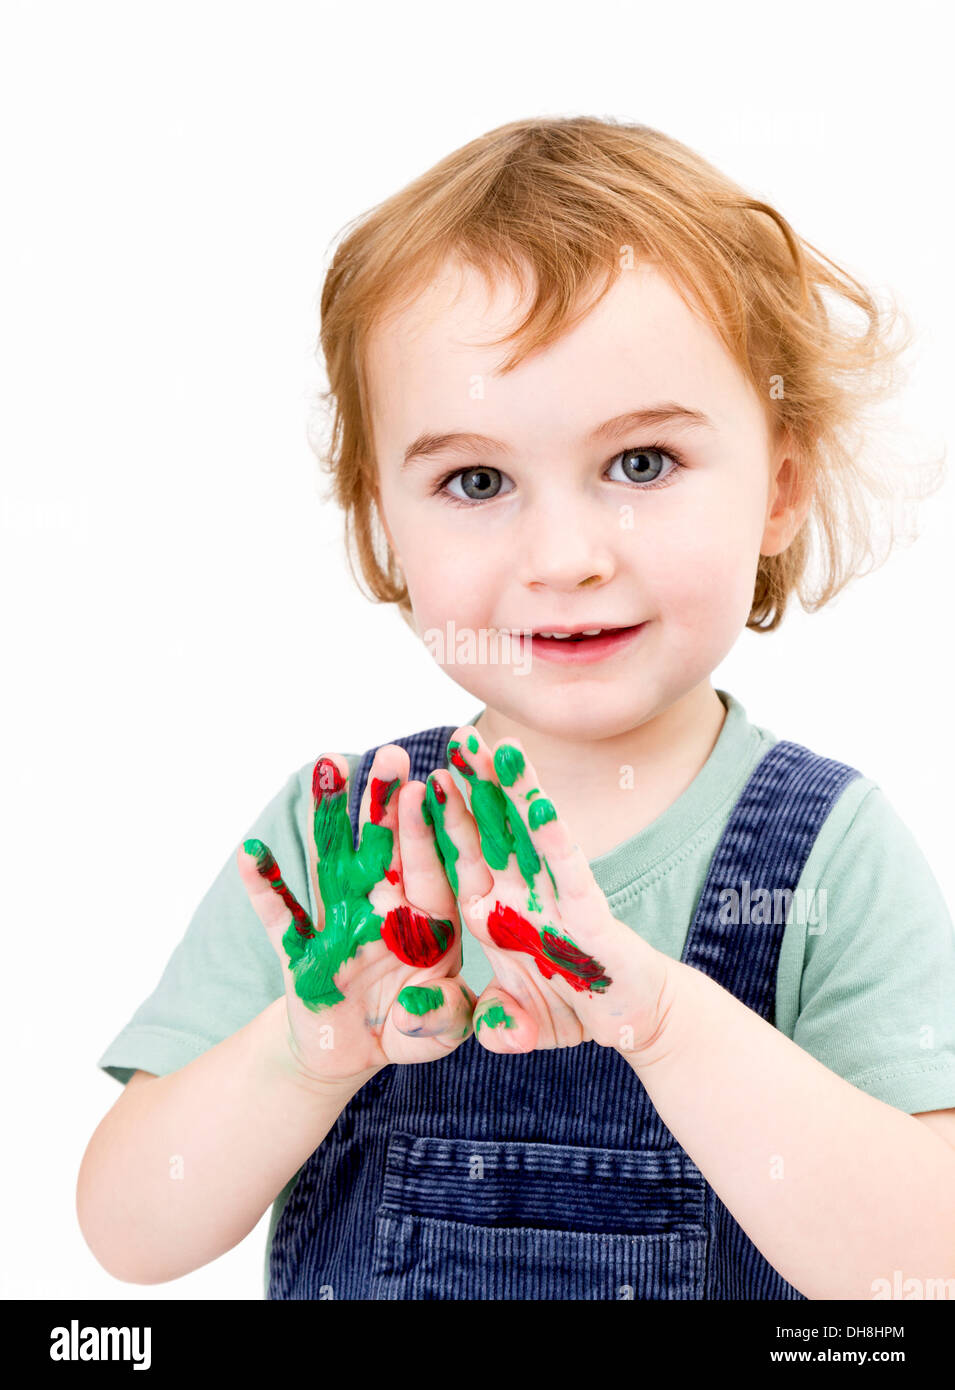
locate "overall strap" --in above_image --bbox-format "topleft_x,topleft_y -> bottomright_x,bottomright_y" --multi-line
682,739 -> 862,1020
683,738 -> 863,1301
348,724 -> 460,832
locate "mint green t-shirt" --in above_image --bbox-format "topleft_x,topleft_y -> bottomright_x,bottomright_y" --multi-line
96,688 -> 955,1294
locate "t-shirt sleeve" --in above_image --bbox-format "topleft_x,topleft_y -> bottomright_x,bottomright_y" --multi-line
96,756 -> 355,1086
791,783 -> 955,1114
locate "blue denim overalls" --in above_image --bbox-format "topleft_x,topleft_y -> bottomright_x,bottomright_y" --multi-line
269,723 -> 861,1299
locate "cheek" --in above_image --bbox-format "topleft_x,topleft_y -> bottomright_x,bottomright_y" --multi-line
639,493 -> 762,634
400,527 -> 494,628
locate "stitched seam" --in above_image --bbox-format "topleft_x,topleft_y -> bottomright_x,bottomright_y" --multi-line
601,769 -> 770,907
101,1024 -> 218,1054
850,1058 -> 955,1083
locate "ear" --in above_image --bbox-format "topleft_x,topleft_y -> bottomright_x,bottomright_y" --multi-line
760,443 -> 812,557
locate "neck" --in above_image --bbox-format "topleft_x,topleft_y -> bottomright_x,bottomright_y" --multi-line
473,681 -> 728,860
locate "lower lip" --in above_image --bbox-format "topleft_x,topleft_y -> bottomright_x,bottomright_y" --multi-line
527,623 -> 649,664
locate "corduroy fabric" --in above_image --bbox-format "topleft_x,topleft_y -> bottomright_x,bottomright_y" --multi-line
268,724 -> 860,1299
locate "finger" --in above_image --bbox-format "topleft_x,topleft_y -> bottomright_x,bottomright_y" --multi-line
485,734 -> 608,928
390,975 -> 476,1043
305,752 -> 352,926
421,768 -> 493,907
237,838 -> 318,970
356,743 -> 410,891
467,874 -> 614,999
449,728 -> 614,998
398,776 -> 459,919
471,984 -> 537,1054
447,727 -> 542,909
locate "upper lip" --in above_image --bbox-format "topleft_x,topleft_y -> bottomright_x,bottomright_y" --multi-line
500,623 -> 642,636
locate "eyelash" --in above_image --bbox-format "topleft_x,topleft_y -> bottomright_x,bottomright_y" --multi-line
430,442 -> 688,507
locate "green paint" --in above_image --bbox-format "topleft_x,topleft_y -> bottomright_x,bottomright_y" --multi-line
396,983 -> 444,1015
450,741 -> 562,915
525,788 -> 540,800
493,744 -> 525,787
528,797 -> 556,829
286,762 -> 393,1011
469,776 -> 543,912
421,775 -> 460,895
476,1001 -> 515,1032
543,854 -> 559,901
466,734 -> 479,753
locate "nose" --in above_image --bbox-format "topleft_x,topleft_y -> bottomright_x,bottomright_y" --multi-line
514,490 -> 617,593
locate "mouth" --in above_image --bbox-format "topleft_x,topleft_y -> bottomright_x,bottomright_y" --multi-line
501,622 -> 649,664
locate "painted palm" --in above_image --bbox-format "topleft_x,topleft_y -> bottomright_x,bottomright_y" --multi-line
237,746 -> 474,1078
429,727 -> 669,1054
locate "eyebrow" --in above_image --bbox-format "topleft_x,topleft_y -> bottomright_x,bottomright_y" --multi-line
401,403 -> 716,470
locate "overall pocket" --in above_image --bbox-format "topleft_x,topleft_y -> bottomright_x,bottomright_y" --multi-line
371,1131 -> 708,1299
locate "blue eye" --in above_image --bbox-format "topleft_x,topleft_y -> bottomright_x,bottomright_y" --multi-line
432,442 -> 686,507
444,467 -> 516,503
606,446 -> 683,488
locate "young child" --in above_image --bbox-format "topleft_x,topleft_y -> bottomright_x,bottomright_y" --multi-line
80,116 -> 955,1301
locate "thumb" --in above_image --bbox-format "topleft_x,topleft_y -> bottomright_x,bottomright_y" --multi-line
390,974 -> 475,1042
472,983 -> 537,1054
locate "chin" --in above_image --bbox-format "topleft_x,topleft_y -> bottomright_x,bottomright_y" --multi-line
496,684 -> 656,740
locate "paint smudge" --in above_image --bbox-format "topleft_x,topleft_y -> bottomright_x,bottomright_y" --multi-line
248,755 -> 396,1012
471,775 -> 543,911
542,855 -> 559,901
528,797 -> 556,829
447,740 -> 474,778
421,773 -> 460,895
493,744 -> 525,787
381,904 -> 454,967
397,983 -> 445,1015
487,900 -> 612,993
369,775 -> 401,825
476,1001 -> 515,1032
243,839 -> 315,941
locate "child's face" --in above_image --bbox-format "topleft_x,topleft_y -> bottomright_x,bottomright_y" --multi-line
368,258 -> 792,740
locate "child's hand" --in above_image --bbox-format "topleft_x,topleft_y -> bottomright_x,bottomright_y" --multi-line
237,746 -> 474,1086
431,727 -> 674,1057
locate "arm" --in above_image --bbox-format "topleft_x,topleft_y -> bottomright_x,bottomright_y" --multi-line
623,959 -> 955,1300
430,722 -> 955,1297
77,997 -> 379,1284
80,742 -> 473,1285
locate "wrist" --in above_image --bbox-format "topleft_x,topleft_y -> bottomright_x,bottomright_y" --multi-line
263,997 -> 385,1101
612,957 -> 702,1072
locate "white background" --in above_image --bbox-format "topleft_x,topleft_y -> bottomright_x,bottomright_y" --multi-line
1,0 -> 951,1300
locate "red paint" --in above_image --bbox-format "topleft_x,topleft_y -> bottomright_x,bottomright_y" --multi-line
431,778 -> 447,804
312,756 -> 347,803
487,901 -> 611,992
255,849 -> 315,940
539,927 -> 612,990
381,904 -> 454,967
370,775 -> 400,824
448,747 -> 473,776
384,867 -> 400,885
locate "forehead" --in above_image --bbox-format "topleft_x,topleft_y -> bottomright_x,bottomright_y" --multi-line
365,257 -> 762,455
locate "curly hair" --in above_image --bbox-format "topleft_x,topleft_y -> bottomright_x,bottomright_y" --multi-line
309,115 -> 944,631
